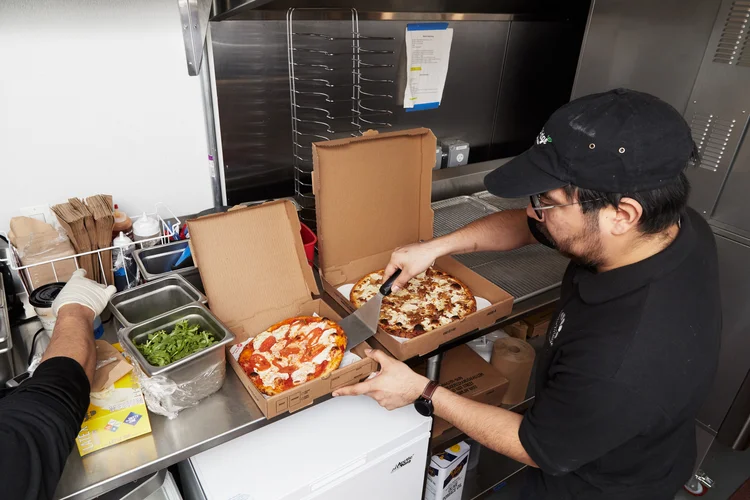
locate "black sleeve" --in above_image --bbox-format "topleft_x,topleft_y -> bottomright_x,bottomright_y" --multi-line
518,367 -> 655,476
527,217 -> 556,249
0,357 -> 90,500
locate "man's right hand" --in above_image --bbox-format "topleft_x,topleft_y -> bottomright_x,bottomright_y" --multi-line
52,269 -> 117,318
383,241 -> 443,292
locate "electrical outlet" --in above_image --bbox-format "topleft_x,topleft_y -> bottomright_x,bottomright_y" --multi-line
20,205 -> 54,224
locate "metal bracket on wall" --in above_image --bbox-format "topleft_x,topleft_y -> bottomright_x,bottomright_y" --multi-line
177,0 -> 213,75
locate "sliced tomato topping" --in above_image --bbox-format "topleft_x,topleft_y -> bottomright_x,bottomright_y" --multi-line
314,360 -> 329,377
248,354 -> 270,372
302,343 -> 326,362
259,336 -> 277,353
280,345 -> 301,357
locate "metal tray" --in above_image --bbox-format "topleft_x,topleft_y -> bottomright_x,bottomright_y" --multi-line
472,191 -> 529,211
433,195 -> 568,302
119,302 -> 234,380
432,196 -> 499,238
109,274 -> 207,327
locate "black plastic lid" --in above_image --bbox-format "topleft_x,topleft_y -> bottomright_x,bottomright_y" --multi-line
29,282 -> 65,308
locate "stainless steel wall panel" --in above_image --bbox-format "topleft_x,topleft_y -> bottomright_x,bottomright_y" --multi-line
683,0 -> 750,217
697,234 -> 750,433
711,132 -> 750,234
571,0 -> 720,113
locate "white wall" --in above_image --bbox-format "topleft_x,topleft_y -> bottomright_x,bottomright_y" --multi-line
0,0 -> 214,231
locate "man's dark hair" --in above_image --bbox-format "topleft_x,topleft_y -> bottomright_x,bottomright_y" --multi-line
563,171 -> 691,235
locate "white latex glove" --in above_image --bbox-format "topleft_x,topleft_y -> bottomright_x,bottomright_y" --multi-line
52,269 -> 117,317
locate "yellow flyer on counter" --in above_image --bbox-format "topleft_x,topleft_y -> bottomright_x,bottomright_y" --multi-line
75,345 -> 152,456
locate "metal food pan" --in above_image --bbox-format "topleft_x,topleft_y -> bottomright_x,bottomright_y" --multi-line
134,240 -> 196,281
119,303 -> 234,381
109,274 -> 207,327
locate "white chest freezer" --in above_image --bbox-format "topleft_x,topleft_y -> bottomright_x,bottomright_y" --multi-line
179,395 -> 432,500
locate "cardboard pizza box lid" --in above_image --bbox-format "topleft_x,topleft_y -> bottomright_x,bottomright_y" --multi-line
312,128 -> 435,285
187,200 -> 319,332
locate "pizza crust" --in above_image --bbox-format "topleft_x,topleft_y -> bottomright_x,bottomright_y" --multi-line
238,316 -> 346,396
350,268 -> 477,339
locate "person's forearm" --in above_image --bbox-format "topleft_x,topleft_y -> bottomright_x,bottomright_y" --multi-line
42,304 -> 96,385
432,387 -> 537,467
426,209 -> 536,256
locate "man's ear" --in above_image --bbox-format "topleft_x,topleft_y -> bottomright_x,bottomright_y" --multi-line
610,197 -> 643,235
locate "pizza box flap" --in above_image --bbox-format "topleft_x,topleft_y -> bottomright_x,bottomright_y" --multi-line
312,128 -> 435,285
187,200 -> 319,329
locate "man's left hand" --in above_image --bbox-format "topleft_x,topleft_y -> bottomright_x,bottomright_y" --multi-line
332,349 -> 431,410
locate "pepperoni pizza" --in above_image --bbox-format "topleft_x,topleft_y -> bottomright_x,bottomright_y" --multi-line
238,316 -> 347,396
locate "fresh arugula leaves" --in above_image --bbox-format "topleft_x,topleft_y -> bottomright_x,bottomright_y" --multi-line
136,320 -> 218,367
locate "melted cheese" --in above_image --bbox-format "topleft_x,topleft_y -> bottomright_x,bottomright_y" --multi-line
291,362 -> 316,384
312,344 -> 334,365
257,368 -> 289,387
318,327 -> 337,344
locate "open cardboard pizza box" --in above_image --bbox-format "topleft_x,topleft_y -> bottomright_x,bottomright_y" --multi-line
187,200 -> 378,418
312,128 -> 514,360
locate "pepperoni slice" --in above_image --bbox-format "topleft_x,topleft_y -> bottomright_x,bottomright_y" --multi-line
259,336 -> 277,353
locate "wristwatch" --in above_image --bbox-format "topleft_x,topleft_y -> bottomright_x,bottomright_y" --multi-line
414,380 -> 440,417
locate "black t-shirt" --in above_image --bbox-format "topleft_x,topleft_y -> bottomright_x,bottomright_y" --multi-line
519,208 -> 721,500
0,356 -> 90,500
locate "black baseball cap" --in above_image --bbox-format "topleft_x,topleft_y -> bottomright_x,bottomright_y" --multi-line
484,88 -> 696,198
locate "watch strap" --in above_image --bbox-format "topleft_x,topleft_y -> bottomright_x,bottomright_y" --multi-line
421,380 -> 440,401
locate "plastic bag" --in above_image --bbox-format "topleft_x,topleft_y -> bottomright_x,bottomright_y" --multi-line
129,358 -> 227,419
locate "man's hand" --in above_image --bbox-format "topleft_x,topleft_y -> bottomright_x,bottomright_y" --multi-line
332,349 -> 430,410
383,241 -> 443,292
52,269 -> 117,318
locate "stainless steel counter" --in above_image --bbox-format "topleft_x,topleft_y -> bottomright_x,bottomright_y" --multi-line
12,283 -> 548,500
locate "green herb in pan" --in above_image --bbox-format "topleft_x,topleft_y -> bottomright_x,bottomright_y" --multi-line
136,320 -> 218,367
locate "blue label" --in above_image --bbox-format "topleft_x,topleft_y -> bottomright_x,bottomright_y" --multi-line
407,23 -> 449,31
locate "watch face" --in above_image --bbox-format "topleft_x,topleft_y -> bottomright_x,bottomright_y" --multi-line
414,397 -> 433,417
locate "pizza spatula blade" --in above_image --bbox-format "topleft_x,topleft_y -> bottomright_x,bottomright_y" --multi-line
339,269 -> 401,350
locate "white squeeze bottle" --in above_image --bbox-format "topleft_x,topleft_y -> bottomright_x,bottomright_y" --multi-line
132,212 -> 160,248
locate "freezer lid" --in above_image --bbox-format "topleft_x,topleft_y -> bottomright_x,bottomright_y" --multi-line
189,396 -> 431,499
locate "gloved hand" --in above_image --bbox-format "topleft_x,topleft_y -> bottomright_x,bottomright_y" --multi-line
52,269 -> 117,317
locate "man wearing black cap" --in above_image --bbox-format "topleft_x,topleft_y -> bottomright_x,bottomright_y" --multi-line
333,89 -> 721,499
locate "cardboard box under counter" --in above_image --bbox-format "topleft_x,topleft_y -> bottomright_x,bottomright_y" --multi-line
187,200 -> 378,419
415,345 -> 509,438
312,128 -> 514,360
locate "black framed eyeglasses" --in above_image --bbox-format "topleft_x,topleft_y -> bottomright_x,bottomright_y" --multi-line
529,194 -> 603,220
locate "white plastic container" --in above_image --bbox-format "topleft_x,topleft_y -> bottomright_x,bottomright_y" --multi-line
132,212 -> 161,248
466,329 -> 509,363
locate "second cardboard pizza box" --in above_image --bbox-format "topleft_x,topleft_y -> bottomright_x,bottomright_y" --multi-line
312,128 -> 514,360
187,200 -> 378,419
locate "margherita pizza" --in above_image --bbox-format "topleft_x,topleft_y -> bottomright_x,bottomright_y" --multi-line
350,268 -> 477,339
238,316 -> 346,396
